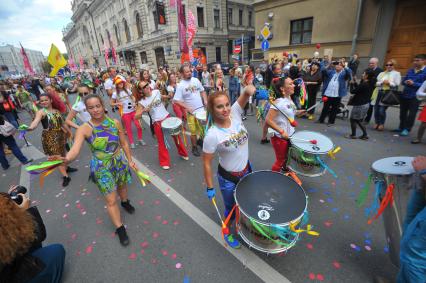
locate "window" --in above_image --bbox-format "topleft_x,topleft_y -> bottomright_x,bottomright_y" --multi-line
215,46 -> 221,62
228,8 -> 233,25
248,11 -> 252,27
140,51 -> 147,64
156,2 -> 166,25
290,17 -> 313,45
239,9 -> 243,26
100,34 -> 104,45
114,24 -> 120,45
197,7 -> 204,28
214,9 -> 220,28
123,19 -> 131,43
136,13 -> 143,38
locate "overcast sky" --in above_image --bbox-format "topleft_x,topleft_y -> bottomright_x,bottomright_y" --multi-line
0,0 -> 72,56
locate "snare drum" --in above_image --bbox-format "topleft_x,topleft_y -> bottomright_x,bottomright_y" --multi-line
234,170 -> 308,254
161,117 -> 183,136
288,131 -> 334,177
194,110 -> 207,125
370,156 -> 415,267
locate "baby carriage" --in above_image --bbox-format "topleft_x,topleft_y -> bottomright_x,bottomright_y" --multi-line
336,102 -> 349,119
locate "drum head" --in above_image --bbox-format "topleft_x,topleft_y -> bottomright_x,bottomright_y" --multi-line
195,110 -> 206,121
162,117 -> 182,129
290,131 -> 334,154
235,170 -> 307,225
372,156 -> 414,175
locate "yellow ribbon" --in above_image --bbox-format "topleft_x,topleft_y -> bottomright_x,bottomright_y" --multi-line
133,168 -> 151,187
328,146 -> 341,159
289,221 -> 320,236
39,167 -> 58,188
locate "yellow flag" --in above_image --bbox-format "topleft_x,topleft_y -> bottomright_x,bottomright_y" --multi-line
47,44 -> 67,77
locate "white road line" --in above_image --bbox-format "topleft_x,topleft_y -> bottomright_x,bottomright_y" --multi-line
133,159 -> 291,283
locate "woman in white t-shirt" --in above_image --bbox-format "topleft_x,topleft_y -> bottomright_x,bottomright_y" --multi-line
266,77 -> 305,172
110,76 -> 144,148
66,84 -> 92,129
134,81 -> 188,169
203,85 -> 256,249
140,69 -> 156,90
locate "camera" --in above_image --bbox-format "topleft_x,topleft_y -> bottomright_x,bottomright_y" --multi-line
9,186 -> 28,205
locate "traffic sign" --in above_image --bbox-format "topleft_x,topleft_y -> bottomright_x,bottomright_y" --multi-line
261,26 -> 271,40
261,40 -> 269,51
234,45 -> 241,54
234,36 -> 251,45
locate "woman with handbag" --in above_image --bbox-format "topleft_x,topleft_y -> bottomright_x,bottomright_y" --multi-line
411,80 -> 426,144
345,70 -> 376,140
0,115 -> 33,170
373,59 -> 401,131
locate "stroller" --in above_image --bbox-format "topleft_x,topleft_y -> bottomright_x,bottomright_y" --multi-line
336,102 -> 349,119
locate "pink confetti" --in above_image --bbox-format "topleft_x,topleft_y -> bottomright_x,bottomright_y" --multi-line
65,203 -> 70,207
161,250 -> 168,256
63,214 -> 68,219
316,274 -> 324,281
154,200 -> 160,205
76,250 -> 81,256
71,233 -> 77,240
173,220 -> 180,226
171,253 -> 177,259
162,220 -> 168,225
306,243 -> 313,250
319,199 -> 325,203
333,261 -> 341,269
324,221 -> 333,227
151,258 -> 158,264
155,215 -> 162,221
152,232 -> 159,239
85,245 -> 93,254
175,263 -> 182,269
96,218 -> 103,224
128,253 -> 137,260
365,245 -> 371,251
46,209 -> 51,213
140,241 -> 149,248
143,220 -> 150,225
309,273 -> 316,280
76,203 -> 81,209
139,200 -> 144,205
140,249 -> 145,254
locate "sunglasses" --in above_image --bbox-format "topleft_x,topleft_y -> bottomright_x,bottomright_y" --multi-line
385,64 -> 393,66
79,92 -> 89,96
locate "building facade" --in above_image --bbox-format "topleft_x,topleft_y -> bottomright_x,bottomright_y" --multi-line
63,0 -> 255,71
253,0 -> 426,75
0,44 -> 45,77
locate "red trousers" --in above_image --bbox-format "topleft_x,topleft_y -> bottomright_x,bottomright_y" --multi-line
121,111 -> 142,144
172,103 -> 187,122
154,117 -> 188,167
271,135 -> 290,172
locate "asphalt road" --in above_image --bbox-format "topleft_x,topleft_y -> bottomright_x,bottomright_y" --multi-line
2,92 -> 425,283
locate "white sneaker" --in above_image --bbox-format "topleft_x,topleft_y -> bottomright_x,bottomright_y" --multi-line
130,143 -> 136,149
162,166 -> 170,170
139,140 -> 147,146
181,156 -> 189,161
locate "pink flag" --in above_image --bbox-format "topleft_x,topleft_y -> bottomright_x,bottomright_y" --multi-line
104,43 -> 110,67
111,47 -> 117,65
20,43 -> 35,75
187,10 -> 197,63
177,0 -> 188,53
169,0 -> 176,8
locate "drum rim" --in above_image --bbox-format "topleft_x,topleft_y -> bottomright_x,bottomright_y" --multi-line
237,228 -> 299,254
371,156 -> 415,176
290,130 -> 334,154
161,117 -> 183,128
234,170 -> 308,227
194,110 -> 207,120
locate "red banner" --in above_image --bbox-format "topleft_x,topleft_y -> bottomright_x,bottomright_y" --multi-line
20,43 -> 34,75
177,0 -> 188,53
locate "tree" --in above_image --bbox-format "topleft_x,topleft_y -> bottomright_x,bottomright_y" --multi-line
40,60 -> 52,74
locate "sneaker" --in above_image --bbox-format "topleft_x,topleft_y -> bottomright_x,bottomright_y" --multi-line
399,129 -> 409,136
359,135 -> 369,140
62,176 -> 71,187
22,158 -> 33,165
411,139 -> 421,144
130,143 -> 136,149
377,125 -> 384,131
191,146 -> 200,157
162,166 -> 170,170
326,123 -> 334,127
2,164 -> 10,170
260,138 -> 270,144
66,166 -> 78,173
115,225 -> 130,246
242,116 -> 247,121
224,234 -> 241,249
181,156 -> 189,161
344,134 -> 357,139
138,140 -> 147,146
308,115 -> 314,120
121,200 -> 135,214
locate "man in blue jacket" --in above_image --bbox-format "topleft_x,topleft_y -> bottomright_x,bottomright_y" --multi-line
396,54 -> 426,136
318,61 -> 352,125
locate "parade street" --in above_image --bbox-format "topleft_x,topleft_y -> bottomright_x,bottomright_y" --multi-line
3,93 -> 424,283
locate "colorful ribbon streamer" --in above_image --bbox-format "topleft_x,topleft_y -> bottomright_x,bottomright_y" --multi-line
368,183 -> 394,225
364,181 -> 382,217
316,156 -> 338,178
356,174 -> 372,207
328,146 -> 341,159
26,160 -> 63,188
132,168 -> 151,187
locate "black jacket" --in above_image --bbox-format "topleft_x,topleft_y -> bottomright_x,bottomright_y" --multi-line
0,207 -> 47,283
349,81 -> 375,106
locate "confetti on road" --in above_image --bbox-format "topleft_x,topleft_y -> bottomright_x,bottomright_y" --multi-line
176,263 -> 182,269
129,253 -> 137,260
85,245 -> 93,254
333,261 -> 341,269
306,243 -> 314,250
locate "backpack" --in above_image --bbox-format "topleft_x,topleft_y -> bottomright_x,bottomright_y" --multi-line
0,120 -> 17,137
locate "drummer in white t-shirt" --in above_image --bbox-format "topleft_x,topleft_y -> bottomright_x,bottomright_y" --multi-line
266,77 -> 305,172
203,85 -> 256,249
65,84 -> 92,129
173,64 -> 207,157
134,81 -> 188,169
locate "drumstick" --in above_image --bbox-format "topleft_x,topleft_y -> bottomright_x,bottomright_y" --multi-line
290,137 -> 318,144
269,99 -> 298,127
305,96 -> 328,112
211,197 -> 230,235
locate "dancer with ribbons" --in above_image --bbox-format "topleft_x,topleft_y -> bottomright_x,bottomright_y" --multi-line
265,77 -> 305,172
27,93 -> 76,187
202,85 -> 256,249
49,94 -> 140,246
134,81 -> 189,170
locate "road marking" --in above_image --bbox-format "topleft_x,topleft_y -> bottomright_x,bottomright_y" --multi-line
133,159 -> 291,283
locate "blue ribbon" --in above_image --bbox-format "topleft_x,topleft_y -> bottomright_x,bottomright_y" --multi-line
365,181 -> 382,217
316,156 -> 338,178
